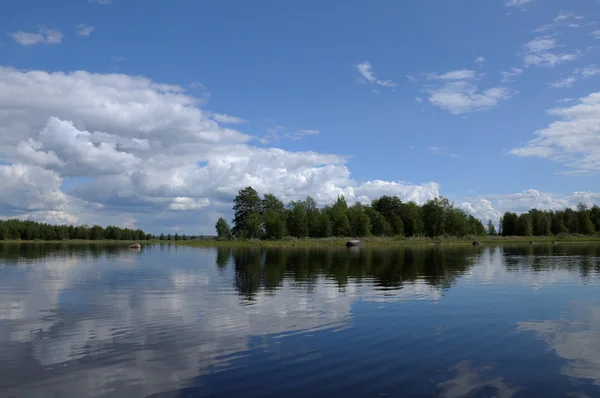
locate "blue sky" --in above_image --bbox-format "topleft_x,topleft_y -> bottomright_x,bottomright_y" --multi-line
1,0 -> 600,234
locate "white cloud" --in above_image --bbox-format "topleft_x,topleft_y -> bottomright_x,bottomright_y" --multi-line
428,69 -> 478,80
211,113 -> 248,124
353,61 -> 397,88
8,28 -> 63,46
0,164 -> 67,213
505,0 -> 535,7
555,11 -> 574,22
0,67 -> 439,233
189,81 -> 205,89
427,80 -> 513,115
76,24 -> 95,37
460,189 -> 600,221
284,129 -> 320,140
509,92 -> 600,173
550,65 -> 600,88
522,36 -> 579,68
500,67 -> 524,82
550,76 -> 577,88
475,56 -> 486,64
89,0 -> 112,4
592,30 -> 600,39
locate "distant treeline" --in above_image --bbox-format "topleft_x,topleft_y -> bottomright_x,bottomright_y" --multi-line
500,205 -> 600,236
0,219 -> 152,241
215,186 -> 487,240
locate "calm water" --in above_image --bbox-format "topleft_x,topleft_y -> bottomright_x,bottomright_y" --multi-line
1,244 -> 600,398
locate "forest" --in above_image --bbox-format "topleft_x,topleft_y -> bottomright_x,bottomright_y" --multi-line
500,204 -> 600,236
215,186 -> 487,240
0,219 -> 152,241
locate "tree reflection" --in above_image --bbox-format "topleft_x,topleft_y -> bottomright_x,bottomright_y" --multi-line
230,246 -> 480,300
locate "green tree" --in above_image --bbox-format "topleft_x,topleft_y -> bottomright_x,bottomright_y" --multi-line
421,197 -> 447,237
348,203 -> 371,237
329,196 -> 351,237
215,217 -> 232,240
365,207 -> 392,236
159,233 -> 165,241
263,210 -> 287,239
232,186 -> 262,239
174,233 -> 180,241
516,213 -> 533,236
167,234 -> 172,241
400,201 -> 422,237
287,201 -> 309,238
501,212 -> 519,236
486,220 -> 497,236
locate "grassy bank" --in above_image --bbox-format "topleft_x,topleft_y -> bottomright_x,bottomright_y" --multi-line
171,235 -> 600,248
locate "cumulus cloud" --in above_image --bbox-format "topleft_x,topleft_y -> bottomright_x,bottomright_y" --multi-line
460,190 -> 600,222
353,62 -> 397,88
419,68 -> 513,115
76,24 -> 95,37
522,36 -> 579,68
0,67 -> 439,233
475,56 -> 486,64
8,28 -> 63,46
427,80 -> 513,115
0,164 -> 67,213
509,92 -> 600,174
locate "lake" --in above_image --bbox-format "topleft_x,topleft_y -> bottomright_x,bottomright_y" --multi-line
1,243 -> 600,397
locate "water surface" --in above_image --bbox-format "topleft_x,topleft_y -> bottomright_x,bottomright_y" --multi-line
1,243 -> 600,397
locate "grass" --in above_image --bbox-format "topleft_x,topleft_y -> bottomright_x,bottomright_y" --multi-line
2,235 -> 599,247
171,234 -> 600,248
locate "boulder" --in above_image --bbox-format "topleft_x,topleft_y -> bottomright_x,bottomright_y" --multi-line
346,240 -> 363,247
472,241 -> 480,246
128,243 -> 141,249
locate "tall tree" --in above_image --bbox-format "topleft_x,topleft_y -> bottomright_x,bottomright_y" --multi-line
329,196 -> 351,237
486,220 -> 497,236
347,203 -> 371,237
215,217 -> 232,240
232,186 -> 262,239
421,198 -> 447,238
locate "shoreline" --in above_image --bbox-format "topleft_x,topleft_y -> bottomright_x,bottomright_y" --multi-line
1,235 -> 600,247
172,235 -> 600,248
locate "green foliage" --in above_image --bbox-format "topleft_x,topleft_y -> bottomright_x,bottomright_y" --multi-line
328,196 -> 351,237
486,220 -> 497,236
347,203 -> 371,237
516,214 -> 533,237
232,186 -> 262,239
287,200 -> 309,238
159,233 -> 165,241
215,217 -> 232,240
421,198 -> 447,238
263,210 -> 286,240
0,219 -> 149,241
174,233 -> 180,241
167,234 -> 172,240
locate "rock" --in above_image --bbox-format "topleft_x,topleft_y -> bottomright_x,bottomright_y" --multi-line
128,243 -> 141,249
472,241 -> 480,246
346,240 -> 363,247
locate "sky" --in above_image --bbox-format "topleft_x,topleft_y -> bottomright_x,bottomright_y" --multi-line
1,0 -> 600,234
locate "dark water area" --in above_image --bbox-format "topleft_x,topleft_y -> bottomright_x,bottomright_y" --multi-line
1,243 -> 600,398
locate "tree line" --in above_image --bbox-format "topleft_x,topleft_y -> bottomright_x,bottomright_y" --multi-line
215,186 -> 487,240
0,219 -> 152,241
499,204 -> 600,236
